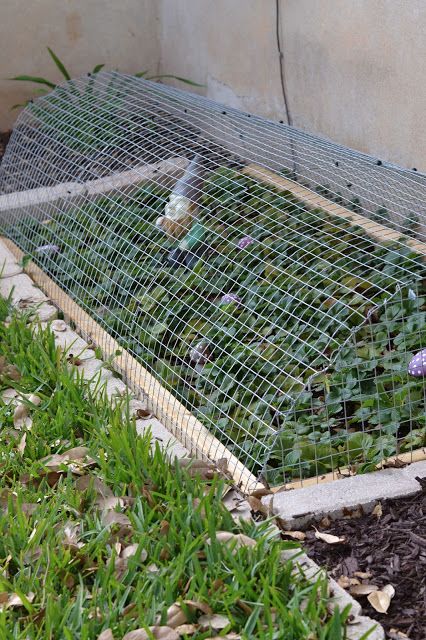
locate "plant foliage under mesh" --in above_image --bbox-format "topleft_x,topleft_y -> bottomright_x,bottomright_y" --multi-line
7,168 -> 425,483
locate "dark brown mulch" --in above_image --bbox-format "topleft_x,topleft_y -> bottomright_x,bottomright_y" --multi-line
0,130 -> 11,164
303,476 -> 426,640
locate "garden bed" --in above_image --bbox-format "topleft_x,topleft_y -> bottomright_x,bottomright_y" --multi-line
0,293 -> 360,639
4,166 -> 425,485
303,477 -> 426,640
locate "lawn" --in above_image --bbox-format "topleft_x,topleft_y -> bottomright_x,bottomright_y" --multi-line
7,167 -> 425,483
0,296 -> 356,639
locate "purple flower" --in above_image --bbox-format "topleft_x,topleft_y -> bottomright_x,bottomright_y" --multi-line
237,236 -> 254,250
220,293 -> 241,306
408,348 -> 426,378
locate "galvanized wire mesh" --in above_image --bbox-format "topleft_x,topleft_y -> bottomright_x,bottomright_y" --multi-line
0,71 -> 425,489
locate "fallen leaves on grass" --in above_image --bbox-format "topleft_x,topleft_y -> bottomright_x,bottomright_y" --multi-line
40,446 -> 96,473
97,628 -> 114,640
122,627 -> 179,640
206,531 -> 256,552
0,356 -> 21,382
0,591 -> 35,611
178,459 -> 221,481
198,612 -> 230,630
367,584 -> 395,613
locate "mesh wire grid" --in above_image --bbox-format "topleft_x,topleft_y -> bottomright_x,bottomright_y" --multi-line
0,71 -> 425,489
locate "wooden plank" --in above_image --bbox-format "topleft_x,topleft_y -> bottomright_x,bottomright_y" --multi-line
1,237 -> 263,494
0,157 -> 188,213
243,163 -> 426,258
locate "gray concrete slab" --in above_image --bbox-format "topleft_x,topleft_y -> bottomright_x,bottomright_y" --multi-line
136,417 -> 189,459
264,461 -> 426,529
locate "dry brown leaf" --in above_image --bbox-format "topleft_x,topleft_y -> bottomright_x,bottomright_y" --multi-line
122,627 -> 179,640
208,635 -> 241,640
147,563 -> 159,573
372,503 -> 383,519
314,528 -> 346,545
102,511 -> 131,528
198,613 -> 230,630
206,531 -> 256,553
97,496 -> 125,511
249,487 -> 272,499
17,432 -> 27,455
178,459 -> 219,481
40,446 -> 95,473
159,520 -> 170,537
183,600 -> 212,616
62,521 -> 84,550
97,629 -> 114,640
75,475 -> 113,498
121,544 -> 142,560
1,388 -> 18,405
319,516 -> 332,528
281,530 -> 306,541
164,603 -> 187,628
350,584 -> 379,596
353,571 -> 372,580
337,575 -> 351,589
0,591 -> 35,611
388,629 -> 409,639
136,408 -> 152,419
367,584 -> 395,613
174,624 -> 197,636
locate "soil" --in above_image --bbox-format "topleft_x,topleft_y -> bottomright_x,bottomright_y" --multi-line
0,130 -> 10,164
303,476 -> 426,640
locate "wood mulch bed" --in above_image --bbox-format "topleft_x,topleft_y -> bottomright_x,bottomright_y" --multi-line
303,476 -> 426,640
0,130 -> 11,164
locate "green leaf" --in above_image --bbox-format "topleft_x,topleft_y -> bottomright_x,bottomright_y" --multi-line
134,70 -> 148,78
10,75 -> 56,89
47,47 -> 71,81
91,64 -> 105,74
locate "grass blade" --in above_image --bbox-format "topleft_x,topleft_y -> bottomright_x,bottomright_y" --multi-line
47,47 -> 71,81
10,75 -> 56,89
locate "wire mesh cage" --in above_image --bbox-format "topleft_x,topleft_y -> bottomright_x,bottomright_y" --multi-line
0,71 -> 425,490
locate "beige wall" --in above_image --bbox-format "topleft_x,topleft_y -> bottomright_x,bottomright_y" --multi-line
158,0 -> 426,171
0,0 -> 159,128
1,0 -> 426,171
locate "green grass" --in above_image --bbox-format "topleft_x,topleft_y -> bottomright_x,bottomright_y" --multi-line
0,302 -> 358,639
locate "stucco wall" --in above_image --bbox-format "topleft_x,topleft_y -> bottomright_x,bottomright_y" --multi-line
0,0 -> 159,129
1,0 -> 425,171
158,0 -> 426,171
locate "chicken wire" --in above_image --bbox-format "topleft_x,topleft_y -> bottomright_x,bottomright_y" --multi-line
0,71 -> 425,489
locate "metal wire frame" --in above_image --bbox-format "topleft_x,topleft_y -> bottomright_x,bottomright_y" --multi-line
0,71 -> 425,488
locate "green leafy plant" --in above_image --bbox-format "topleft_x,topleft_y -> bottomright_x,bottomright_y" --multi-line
10,168 -> 425,484
10,47 -> 202,109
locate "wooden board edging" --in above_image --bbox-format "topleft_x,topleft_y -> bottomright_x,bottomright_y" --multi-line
243,163 -> 426,258
1,237 -> 263,494
0,157 -> 188,213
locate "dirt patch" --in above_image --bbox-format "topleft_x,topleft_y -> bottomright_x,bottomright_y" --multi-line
0,130 -> 11,164
303,476 -> 426,639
